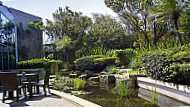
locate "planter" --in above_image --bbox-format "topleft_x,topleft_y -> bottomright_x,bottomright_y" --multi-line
137,77 -> 190,105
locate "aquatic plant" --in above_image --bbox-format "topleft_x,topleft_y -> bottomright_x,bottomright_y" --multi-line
147,86 -> 158,106
74,78 -> 86,89
116,81 -> 131,97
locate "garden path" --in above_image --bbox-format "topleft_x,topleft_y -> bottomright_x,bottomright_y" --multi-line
0,92 -> 78,107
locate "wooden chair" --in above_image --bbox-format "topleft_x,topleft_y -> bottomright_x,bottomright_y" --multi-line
0,72 -> 26,102
32,70 -> 51,96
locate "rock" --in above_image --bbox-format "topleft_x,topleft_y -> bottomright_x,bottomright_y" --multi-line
75,71 -> 81,76
79,74 -> 87,80
85,70 -> 93,77
100,72 -> 108,75
129,74 -> 138,88
88,77 -> 99,82
99,75 -> 116,84
99,83 -> 115,91
60,69 -> 68,72
69,73 -> 77,78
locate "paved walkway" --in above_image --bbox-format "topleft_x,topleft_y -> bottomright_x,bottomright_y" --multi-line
0,92 -> 78,107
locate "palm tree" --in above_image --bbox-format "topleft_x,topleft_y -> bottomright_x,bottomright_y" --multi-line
55,35 -> 72,61
151,0 -> 188,45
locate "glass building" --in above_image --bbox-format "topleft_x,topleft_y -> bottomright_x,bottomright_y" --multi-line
0,2 -> 18,70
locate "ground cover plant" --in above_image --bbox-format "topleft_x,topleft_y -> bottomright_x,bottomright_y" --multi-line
73,78 -> 86,89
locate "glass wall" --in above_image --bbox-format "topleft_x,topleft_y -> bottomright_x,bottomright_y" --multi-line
0,12 -> 16,70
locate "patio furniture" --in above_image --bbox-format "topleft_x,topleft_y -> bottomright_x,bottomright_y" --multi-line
0,72 -> 26,103
17,73 -> 39,98
32,70 -> 51,96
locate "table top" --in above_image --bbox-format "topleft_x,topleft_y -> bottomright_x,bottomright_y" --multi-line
17,73 -> 38,77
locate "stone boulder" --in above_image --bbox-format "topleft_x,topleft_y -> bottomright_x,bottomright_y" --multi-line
88,77 -> 100,82
69,73 -> 77,78
99,75 -> 116,84
79,74 -> 87,80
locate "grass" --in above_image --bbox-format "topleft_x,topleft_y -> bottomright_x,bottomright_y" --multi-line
74,78 -> 86,89
116,81 -> 131,98
147,86 -> 158,106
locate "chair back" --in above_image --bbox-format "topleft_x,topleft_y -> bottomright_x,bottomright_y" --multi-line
44,70 -> 50,85
0,72 -> 18,91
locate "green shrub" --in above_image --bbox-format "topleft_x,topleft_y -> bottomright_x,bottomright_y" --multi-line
73,78 -> 86,89
112,49 -> 136,67
137,44 -> 190,85
74,55 -> 118,72
104,65 -> 123,74
18,59 -> 63,69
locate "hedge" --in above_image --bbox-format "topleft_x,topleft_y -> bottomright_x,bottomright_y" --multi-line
74,55 -> 118,72
112,49 -> 136,66
18,59 -> 63,69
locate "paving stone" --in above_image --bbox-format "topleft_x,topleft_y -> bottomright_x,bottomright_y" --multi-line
0,92 -> 78,107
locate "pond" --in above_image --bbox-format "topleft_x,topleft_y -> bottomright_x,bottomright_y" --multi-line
52,76 -> 190,107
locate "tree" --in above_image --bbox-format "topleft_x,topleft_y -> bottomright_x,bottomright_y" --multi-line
45,6 -> 92,61
55,36 -> 72,61
86,14 -> 135,51
151,0 -> 189,45
105,0 -> 153,48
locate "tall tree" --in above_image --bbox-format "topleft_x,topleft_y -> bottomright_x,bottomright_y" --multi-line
151,0 -> 189,45
86,14 -> 135,51
105,0 -> 153,48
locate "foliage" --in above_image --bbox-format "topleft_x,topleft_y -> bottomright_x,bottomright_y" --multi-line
112,49 -> 136,67
147,86 -> 158,106
55,36 -> 73,61
116,81 -> 131,98
73,78 -> 86,89
134,43 -> 190,85
18,59 -> 63,69
74,55 -> 118,72
127,69 -> 141,75
94,57 -> 119,70
86,14 -> 135,50
51,76 -> 73,91
104,65 -> 123,74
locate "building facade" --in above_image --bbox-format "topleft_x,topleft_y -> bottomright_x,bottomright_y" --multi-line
0,1 -> 43,70
9,8 -> 43,61
0,2 -> 17,70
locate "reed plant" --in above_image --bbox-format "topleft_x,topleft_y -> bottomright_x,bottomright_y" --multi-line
74,78 -> 86,89
147,86 -> 158,106
116,81 -> 131,98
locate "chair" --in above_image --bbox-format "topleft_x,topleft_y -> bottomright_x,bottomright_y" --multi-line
0,72 -> 26,102
32,70 -> 51,96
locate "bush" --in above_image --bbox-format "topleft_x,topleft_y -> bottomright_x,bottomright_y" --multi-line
73,78 -> 86,89
138,44 -> 190,85
112,49 -> 136,67
18,59 -> 63,69
74,55 -> 118,72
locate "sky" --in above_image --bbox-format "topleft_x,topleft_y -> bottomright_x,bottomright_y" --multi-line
2,0 -> 117,22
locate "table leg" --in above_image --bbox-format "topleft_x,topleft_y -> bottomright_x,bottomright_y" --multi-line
8,91 -> 13,99
36,75 -> 39,94
28,82 -> 33,98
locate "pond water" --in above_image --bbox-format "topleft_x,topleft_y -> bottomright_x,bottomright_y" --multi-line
75,83 -> 153,107
54,77 -> 190,107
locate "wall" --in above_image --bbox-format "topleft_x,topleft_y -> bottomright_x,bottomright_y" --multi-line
9,8 -> 43,61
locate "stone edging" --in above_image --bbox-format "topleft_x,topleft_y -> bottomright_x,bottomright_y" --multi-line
50,89 -> 102,107
137,77 -> 190,104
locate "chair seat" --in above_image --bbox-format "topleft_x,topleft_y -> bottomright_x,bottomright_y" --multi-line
18,85 -> 26,89
33,82 -> 44,86
22,81 -> 37,84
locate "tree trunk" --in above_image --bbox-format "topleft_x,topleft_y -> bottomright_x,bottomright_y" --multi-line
173,19 -> 183,45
